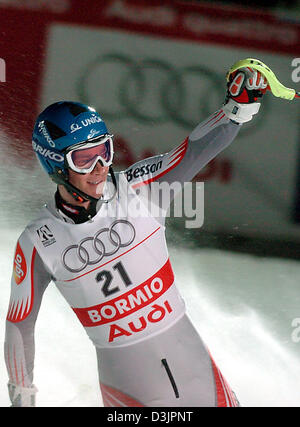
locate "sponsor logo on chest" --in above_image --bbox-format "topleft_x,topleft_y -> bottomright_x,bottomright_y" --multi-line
61,220 -> 136,273
36,225 -> 56,247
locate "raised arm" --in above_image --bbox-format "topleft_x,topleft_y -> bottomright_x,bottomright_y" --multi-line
125,110 -> 240,191
123,66 -> 267,203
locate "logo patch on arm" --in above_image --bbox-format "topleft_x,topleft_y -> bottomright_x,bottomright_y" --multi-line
13,242 -> 27,285
7,245 -> 36,323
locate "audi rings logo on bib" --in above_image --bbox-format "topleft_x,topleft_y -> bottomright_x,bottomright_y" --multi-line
62,220 -> 136,273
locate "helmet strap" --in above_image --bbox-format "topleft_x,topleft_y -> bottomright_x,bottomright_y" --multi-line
52,166 -> 118,214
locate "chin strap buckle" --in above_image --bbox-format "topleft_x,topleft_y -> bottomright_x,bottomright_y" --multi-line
72,192 -> 85,203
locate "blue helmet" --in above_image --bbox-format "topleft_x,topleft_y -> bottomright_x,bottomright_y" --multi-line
32,101 -> 110,184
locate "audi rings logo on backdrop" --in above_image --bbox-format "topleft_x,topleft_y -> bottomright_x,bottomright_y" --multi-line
62,220 -> 136,273
77,53 -> 268,133
77,53 -> 223,129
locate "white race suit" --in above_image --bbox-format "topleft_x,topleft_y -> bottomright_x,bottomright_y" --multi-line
5,109 -> 240,407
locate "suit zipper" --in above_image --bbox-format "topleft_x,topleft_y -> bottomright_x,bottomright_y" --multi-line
161,358 -> 179,398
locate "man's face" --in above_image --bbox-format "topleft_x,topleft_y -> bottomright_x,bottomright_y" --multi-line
68,161 -> 110,199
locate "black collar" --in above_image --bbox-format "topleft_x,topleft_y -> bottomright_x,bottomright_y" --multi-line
55,190 -> 98,224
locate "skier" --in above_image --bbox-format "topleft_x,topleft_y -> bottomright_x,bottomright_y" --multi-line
5,66 -> 268,407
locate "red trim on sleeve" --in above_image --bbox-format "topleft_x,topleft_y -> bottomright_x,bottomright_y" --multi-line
7,247 -> 36,323
132,137 -> 188,189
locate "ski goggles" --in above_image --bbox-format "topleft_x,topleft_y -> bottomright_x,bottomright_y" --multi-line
66,134 -> 114,174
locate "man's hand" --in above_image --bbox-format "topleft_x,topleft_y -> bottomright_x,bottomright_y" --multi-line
223,67 -> 268,123
8,382 -> 37,407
